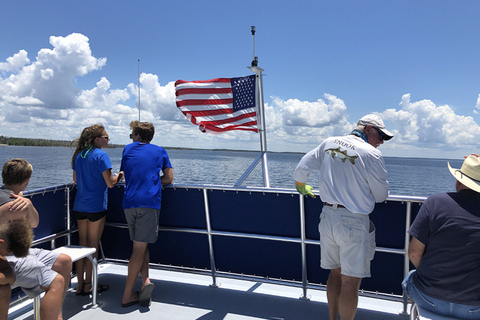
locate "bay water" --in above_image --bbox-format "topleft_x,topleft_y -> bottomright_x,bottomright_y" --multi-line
0,145 -> 463,197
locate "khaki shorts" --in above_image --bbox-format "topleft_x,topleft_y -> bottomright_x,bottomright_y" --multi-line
7,248 -> 61,298
124,207 -> 160,243
318,206 -> 376,278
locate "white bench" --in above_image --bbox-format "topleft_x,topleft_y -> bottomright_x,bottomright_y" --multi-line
410,302 -> 462,320
13,245 -> 97,320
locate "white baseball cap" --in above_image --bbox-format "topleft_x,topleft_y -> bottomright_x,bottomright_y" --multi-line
357,114 -> 394,141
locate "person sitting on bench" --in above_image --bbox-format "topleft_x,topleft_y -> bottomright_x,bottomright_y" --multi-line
403,154 -> 480,319
0,218 -> 33,320
0,159 -> 72,320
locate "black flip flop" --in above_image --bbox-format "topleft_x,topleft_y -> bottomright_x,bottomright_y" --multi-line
139,283 -> 155,307
121,300 -> 139,308
80,283 -> 110,296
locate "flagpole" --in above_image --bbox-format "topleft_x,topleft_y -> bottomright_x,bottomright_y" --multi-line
138,59 -> 141,121
248,26 -> 270,188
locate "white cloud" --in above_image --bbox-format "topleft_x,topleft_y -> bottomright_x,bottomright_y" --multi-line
277,94 -> 348,127
0,33 -> 106,111
76,77 -> 130,110
475,94 -> 480,115
0,32 -> 479,158
261,94 -> 353,152
0,50 -> 30,72
127,74 -> 180,121
381,94 -> 480,150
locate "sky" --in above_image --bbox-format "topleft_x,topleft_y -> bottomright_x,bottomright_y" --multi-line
1,0 -> 480,159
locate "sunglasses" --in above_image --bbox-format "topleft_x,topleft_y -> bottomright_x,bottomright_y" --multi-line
100,135 -> 109,140
373,127 -> 386,141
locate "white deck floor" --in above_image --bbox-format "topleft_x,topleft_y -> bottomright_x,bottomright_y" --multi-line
8,262 -> 409,320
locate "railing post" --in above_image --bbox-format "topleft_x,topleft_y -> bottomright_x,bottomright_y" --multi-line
299,194 -> 309,300
66,185 -> 71,246
203,188 -> 218,288
401,201 -> 413,315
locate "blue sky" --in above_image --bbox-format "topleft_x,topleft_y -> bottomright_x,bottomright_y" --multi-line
1,0 -> 480,159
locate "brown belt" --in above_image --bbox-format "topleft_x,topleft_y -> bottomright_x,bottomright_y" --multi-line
324,202 -> 346,209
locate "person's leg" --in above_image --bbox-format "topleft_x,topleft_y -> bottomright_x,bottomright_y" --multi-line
50,253 -> 72,320
122,241 -> 148,305
140,247 -> 151,289
76,219 -> 88,294
40,274 -> 65,320
326,268 -> 342,320
402,271 -> 459,318
0,284 -> 11,320
331,210 -> 372,319
451,302 -> 480,319
83,216 -> 106,290
338,274 -> 362,320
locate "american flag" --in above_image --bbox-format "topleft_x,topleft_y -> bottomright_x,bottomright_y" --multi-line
175,75 -> 258,133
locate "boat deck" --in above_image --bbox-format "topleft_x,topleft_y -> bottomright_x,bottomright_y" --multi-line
8,262 -> 409,320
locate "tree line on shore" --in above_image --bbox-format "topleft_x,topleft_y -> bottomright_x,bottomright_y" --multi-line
0,136 -> 124,148
0,135 -> 267,153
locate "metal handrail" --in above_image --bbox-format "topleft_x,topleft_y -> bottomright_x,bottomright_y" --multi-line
22,182 -> 425,313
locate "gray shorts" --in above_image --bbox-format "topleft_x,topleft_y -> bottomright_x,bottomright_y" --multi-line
124,207 -> 160,243
318,206 -> 376,278
7,248 -> 61,298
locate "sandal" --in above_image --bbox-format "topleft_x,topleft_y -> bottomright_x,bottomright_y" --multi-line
75,286 -> 85,296
79,282 -> 110,296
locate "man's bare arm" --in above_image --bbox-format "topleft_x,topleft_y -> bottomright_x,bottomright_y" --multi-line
408,237 -> 425,268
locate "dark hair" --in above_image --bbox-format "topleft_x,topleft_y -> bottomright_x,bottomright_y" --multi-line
130,121 -> 154,142
0,218 -> 33,257
71,124 -> 105,166
2,159 -> 33,186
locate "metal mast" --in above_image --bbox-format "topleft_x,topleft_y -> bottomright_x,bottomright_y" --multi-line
236,26 -> 270,187
138,59 -> 141,121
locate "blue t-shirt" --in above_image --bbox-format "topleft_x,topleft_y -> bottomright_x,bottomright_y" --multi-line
409,189 -> 480,305
72,147 -> 112,212
120,142 -> 172,209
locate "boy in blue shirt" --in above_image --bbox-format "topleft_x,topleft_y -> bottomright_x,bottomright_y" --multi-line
120,121 -> 173,308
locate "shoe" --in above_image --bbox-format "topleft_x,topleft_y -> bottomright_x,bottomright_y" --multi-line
96,284 -> 110,293
139,283 -> 154,307
75,283 -> 87,296
80,283 -> 109,296
121,300 -> 139,308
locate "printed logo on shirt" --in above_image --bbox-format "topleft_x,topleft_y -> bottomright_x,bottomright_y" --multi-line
325,147 -> 358,165
333,139 -> 355,150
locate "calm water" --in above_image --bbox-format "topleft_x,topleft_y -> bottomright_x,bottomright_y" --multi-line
0,146 -> 463,197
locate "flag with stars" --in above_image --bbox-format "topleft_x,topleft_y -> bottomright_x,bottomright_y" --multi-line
175,75 -> 258,133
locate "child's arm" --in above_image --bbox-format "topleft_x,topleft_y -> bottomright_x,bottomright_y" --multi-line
0,256 -> 15,285
0,194 -> 39,228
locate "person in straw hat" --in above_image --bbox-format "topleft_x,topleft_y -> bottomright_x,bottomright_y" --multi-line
402,154 -> 480,319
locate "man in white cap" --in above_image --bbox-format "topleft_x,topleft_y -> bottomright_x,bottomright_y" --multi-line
293,114 -> 393,320
402,154 -> 480,319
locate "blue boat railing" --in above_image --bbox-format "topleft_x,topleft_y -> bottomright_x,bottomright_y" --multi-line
19,183 -> 425,314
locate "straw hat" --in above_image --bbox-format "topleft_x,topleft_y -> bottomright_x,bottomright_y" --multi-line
448,155 -> 480,193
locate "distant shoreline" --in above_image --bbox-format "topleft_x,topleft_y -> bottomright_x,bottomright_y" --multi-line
0,136 -> 461,160
0,135 -> 296,154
